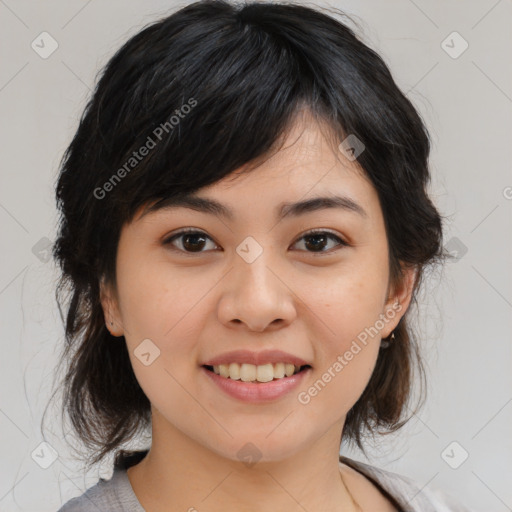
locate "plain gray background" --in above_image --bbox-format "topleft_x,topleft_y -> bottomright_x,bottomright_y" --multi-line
1,0 -> 511,511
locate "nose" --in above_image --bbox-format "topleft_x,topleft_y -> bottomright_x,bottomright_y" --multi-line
217,254 -> 297,332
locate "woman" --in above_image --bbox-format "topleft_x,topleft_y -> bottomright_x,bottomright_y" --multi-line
51,0 -> 472,510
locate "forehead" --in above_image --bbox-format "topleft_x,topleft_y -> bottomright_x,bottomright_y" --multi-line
134,115 -> 376,223
213,112 -> 371,195
243,111 -> 359,173
192,119 -> 372,209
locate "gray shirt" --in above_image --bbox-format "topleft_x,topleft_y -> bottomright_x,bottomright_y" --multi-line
57,451 -> 474,511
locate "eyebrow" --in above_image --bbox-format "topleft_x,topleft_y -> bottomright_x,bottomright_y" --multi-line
141,193 -> 368,221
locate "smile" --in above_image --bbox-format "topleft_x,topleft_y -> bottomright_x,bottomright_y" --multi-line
204,362 -> 310,383
201,364 -> 312,403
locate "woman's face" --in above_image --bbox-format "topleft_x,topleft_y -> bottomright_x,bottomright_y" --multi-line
102,115 -> 415,463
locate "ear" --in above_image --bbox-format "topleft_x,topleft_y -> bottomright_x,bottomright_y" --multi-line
380,264 -> 418,339
99,276 -> 124,337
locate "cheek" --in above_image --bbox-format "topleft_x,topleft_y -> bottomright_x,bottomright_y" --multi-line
295,256 -> 388,409
116,253 -> 212,345
116,260 -> 204,402
303,255 -> 388,349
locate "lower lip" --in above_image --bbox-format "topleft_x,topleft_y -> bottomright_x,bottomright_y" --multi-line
201,366 -> 312,403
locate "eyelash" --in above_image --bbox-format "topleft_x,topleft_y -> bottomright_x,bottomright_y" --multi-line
163,228 -> 349,256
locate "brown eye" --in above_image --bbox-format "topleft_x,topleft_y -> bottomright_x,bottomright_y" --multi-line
291,230 -> 348,255
164,229 -> 218,254
163,228 -> 348,256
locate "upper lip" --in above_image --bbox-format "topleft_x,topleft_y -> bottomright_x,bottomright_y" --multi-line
201,349 -> 311,367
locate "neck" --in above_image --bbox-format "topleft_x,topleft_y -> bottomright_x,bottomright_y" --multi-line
126,410 -> 358,512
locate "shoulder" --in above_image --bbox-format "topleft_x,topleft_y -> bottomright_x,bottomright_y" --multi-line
57,479 -> 112,512
57,476 -> 113,511
340,456 -> 476,512
57,467 -> 144,512
57,450 -> 148,511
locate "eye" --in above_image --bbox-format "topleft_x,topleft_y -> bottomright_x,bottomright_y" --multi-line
163,228 -> 219,254
291,229 -> 349,255
163,228 -> 349,255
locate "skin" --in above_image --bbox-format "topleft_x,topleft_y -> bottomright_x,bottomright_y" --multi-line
101,110 -> 417,511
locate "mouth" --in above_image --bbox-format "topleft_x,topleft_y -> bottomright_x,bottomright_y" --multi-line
202,363 -> 312,383
201,363 -> 313,403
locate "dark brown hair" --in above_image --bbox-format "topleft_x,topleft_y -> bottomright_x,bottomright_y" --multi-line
46,0 -> 450,471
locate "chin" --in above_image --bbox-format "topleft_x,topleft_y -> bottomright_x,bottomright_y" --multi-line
202,433 -> 306,465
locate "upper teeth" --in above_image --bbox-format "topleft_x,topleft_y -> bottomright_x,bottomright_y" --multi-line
213,363 -> 301,382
